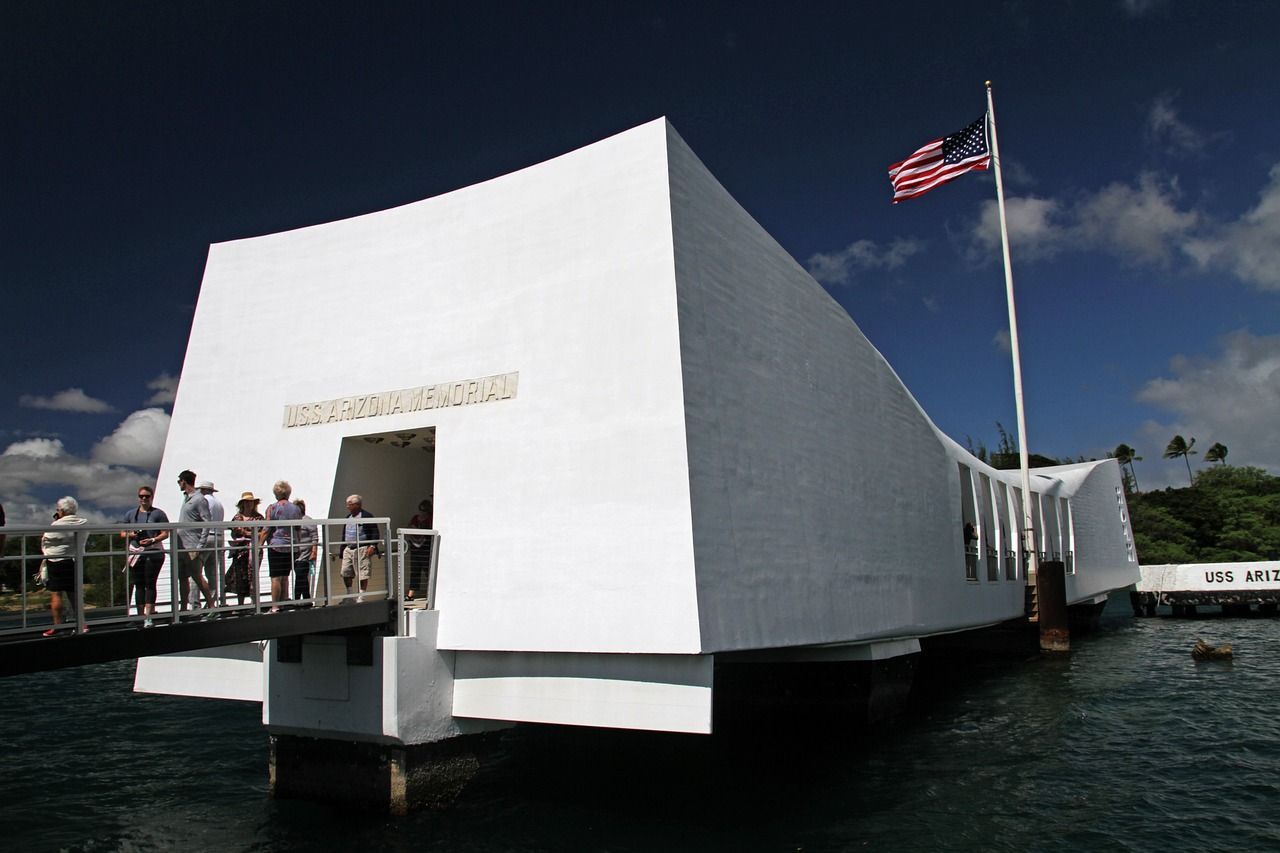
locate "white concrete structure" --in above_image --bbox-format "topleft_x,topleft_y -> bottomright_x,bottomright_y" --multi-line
139,118 -> 1139,740
1138,562 -> 1280,601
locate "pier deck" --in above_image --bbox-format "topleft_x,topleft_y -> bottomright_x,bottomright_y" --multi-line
0,600 -> 393,678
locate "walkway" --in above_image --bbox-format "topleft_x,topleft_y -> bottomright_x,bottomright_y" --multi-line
0,600 -> 394,677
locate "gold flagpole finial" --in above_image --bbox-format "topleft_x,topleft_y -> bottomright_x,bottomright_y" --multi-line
985,80 -> 992,88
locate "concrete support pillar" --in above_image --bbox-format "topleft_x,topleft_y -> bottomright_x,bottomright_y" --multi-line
269,731 -> 497,814
1036,560 -> 1069,653
864,653 -> 919,725
712,645 -> 920,733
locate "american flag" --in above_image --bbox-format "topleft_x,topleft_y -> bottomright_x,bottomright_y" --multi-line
888,115 -> 990,203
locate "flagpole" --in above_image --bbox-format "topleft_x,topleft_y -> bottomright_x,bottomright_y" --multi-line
985,80 -> 1039,585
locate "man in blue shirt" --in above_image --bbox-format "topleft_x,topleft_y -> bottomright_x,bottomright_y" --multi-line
340,494 -> 379,601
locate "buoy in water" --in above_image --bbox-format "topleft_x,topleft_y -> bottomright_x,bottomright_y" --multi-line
1192,639 -> 1233,661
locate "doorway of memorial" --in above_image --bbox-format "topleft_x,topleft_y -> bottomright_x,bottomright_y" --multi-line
325,427 -> 436,604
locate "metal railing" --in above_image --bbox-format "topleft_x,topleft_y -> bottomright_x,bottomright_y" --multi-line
1003,549 -> 1018,581
0,517 -> 416,638
395,527 -> 441,631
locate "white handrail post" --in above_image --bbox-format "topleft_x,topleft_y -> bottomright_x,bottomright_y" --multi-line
74,529 -> 87,634
426,531 -> 441,611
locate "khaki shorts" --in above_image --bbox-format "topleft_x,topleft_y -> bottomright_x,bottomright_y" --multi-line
340,546 -> 372,581
179,550 -> 203,580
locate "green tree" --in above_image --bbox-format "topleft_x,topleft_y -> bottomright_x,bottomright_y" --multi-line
1113,443 -> 1142,493
1164,435 -> 1197,485
1128,466 -> 1280,563
1204,442 -> 1229,465
1130,503 -> 1197,563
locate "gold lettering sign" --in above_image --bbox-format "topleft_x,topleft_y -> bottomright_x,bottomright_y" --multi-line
282,371 -> 519,429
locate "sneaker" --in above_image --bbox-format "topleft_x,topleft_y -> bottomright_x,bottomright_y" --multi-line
143,618 -> 154,628
42,628 -> 58,637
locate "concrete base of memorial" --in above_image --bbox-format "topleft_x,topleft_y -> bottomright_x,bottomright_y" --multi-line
268,730 -> 501,814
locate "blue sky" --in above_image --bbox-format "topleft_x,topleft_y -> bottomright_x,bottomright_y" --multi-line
3,1 -> 1279,523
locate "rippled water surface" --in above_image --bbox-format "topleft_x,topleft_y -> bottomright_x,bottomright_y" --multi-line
5,597 -> 1280,852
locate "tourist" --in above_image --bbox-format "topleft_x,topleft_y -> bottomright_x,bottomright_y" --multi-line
41,496 -> 88,636
1,502 -> 7,592
406,498 -> 433,601
176,469 -> 215,611
227,492 -> 264,606
291,498 -> 318,604
121,486 -> 169,627
963,520 -> 979,578
340,494 -> 379,601
195,479 -> 225,606
261,480 -> 301,611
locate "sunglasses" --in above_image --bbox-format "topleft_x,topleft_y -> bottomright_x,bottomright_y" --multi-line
138,494 -> 153,500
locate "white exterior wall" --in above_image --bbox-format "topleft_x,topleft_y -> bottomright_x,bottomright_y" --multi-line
154,118 -> 1139,681
1138,562 -> 1280,594
134,642 -> 265,702
157,119 -> 703,655
1035,460 -> 1138,604
669,126 -> 1029,651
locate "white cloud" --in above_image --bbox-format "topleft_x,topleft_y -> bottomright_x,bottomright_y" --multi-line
971,195 -> 1066,262
806,237 -> 924,286
1182,163 -> 1280,291
4,438 -> 68,460
1135,330 -> 1280,487
91,408 -> 171,469
18,387 -> 114,413
145,372 -> 178,406
1145,93 -> 1221,157
0,438 -> 150,512
993,329 -> 1011,354
1,498 -> 116,526
1075,173 -> 1199,265
970,173 -> 1198,269
1121,0 -> 1167,16
0,409 -> 170,524
1001,159 -> 1036,189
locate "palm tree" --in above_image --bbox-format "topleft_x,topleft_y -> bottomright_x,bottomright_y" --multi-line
1204,442 -> 1229,465
1164,435 -> 1197,485
1113,443 -> 1142,493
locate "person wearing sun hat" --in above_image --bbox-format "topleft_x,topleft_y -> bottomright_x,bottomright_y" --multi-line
226,491 -> 263,606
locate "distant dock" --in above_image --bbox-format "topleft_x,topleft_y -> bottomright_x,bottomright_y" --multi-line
1134,562 -> 1280,616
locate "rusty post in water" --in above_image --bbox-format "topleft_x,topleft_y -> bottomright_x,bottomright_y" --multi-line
1037,560 -> 1069,653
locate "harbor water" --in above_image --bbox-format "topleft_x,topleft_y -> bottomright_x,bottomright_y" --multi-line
5,595 -> 1279,852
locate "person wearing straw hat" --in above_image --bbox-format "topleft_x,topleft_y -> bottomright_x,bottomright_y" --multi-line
226,491 -> 263,606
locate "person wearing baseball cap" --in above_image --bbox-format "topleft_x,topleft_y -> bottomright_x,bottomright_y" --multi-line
194,480 -> 225,607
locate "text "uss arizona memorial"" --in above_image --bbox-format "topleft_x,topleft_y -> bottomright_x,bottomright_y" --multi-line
282,371 -> 519,429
